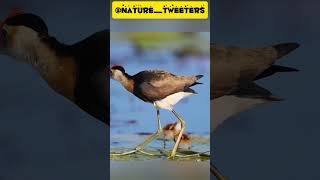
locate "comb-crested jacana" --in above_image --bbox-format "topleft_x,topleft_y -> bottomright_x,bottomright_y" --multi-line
174,133 -> 191,150
211,43 -> 300,179
110,65 -> 203,158
0,12 -> 108,125
162,122 -> 191,150
211,42 -> 300,130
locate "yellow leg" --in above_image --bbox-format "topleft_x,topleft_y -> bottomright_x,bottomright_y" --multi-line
110,109 -> 162,156
136,109 -> 162,150
169,109 -> 186,159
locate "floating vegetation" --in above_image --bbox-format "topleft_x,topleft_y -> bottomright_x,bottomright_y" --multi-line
110,148 -> 210,161
110,134 -> 210,161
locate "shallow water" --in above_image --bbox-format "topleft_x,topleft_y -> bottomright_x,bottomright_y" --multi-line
110,32 -> 210,159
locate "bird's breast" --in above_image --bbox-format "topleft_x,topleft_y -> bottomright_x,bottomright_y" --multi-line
153,92 -> 194,111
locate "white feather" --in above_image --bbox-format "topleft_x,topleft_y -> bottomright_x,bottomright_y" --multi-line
211,95 -> 269,131
154,92 -> 195,111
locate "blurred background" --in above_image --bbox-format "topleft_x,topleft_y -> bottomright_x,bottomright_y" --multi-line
110,32 -> 210,156
0,1 -> 108,180
212,0 -> 320,179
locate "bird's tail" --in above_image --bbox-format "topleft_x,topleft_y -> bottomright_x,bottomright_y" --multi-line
191,82 -> 203,86
196,75 -> 204,80
189,75 -> 204,87
273,42 -> 300,59
254,65 -> 299,80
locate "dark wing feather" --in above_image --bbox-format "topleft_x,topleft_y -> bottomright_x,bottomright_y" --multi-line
71,30 -> 109,124
211,43 -> 299,99
132,70 -> 199,102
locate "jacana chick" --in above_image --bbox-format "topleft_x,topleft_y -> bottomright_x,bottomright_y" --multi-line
163,122 -> 181,149
174,133 -> 192,150
163,122 -> 192,150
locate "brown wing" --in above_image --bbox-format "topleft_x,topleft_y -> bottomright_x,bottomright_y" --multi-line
132,70 -> 199,102
211,43 -> 299,99
72,30 -> 109,124
211,44 -> 278,99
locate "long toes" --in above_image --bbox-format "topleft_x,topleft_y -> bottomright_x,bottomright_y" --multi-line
138,150 -> 156,156
110,149 -> 138,156
175,154 -> 200,158
167,156 -> 176,160
135,146 -> 142,151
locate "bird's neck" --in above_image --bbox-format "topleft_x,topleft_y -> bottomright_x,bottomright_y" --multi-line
15,36 -> 77,100
119,73 -> 134,93
13,36 -> 67,72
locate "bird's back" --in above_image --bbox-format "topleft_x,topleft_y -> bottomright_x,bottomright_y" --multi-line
132,70 -> 202,102
70,30 -> 109,124
211,43 -> 299,99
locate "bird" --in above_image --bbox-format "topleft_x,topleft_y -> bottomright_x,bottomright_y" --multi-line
163,122 -> 181,141
174,133 -> 191,150
211,43 -> 300,131
162,122 -> 191,150
210,42 -> 299,180
0,11 -> 109,125
110,65 -> 203,158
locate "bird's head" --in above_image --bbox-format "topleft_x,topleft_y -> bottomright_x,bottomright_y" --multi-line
174,133 -> 191,149
0,10 -> 49,61
110,65 -> 126,81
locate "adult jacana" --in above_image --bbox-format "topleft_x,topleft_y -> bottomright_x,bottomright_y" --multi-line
0,11 -> 108,124
211,43 -> 300,130
110,65 -> 203,158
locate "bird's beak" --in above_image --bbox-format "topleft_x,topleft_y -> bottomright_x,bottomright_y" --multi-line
0,8 -> 25,50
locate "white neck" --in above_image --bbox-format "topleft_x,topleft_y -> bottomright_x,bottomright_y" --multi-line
10,37 -> 62,80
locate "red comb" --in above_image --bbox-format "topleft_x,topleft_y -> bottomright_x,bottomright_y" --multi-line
111,64 -> 121,69
8,7 -> 25,18
1,7 -> 25,28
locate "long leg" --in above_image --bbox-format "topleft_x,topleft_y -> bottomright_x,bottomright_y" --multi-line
169,109 -> 186,158
211,163 -> 226,180
111,109 -> 162,156
136,109 -> 162,150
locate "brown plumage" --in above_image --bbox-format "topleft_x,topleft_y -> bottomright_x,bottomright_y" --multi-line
163,122 -> 191,149
163,122 -> 183,140
0,13 -> 108,124
211,43 -> 299,100
163,122 -> 179,139
211,42 -> 299,130
111,67 -> 203,104
131,70 -> 202,102
174,133 -> 191,149
111,66 -> 203,158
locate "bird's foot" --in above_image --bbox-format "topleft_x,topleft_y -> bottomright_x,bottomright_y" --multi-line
110,149 -> 138,156
166,153 -> 200,160
166,150 -> 210,160
135,146 -> 158,156
167,155 -> 176,160
110,147 -> 157,157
